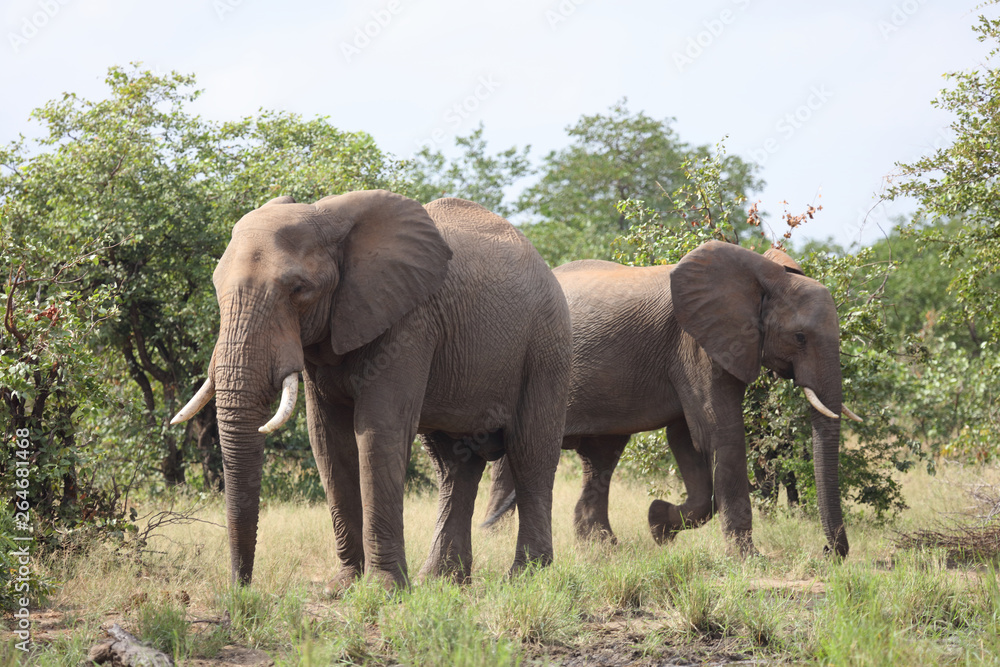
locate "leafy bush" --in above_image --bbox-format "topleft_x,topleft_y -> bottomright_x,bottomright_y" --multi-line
887,8 -> 1000,463
893,338 -> 1000,461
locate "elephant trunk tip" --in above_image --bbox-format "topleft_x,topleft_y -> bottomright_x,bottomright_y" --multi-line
825,530 -> 849,560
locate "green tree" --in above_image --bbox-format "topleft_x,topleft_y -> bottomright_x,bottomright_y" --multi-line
1,220 -> 122,530
889,12 -> 1000,343
857,219 -> 993,352
1,65 -> 409,499
521,100 -> 763,265
886,9 -> 1000,458
406,124 -> 532,218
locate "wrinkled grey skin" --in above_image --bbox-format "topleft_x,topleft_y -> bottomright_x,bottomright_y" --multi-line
184,190 -> 571,589
484,241 -> 849,558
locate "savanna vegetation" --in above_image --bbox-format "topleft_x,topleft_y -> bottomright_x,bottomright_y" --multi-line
3,7 -> 1000,666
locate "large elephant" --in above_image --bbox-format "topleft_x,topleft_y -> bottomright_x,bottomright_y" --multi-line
484,241 -> 859,557
172,190 -> 571,589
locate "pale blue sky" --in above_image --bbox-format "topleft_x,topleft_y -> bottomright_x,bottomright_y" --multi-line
2,0 -> 991,248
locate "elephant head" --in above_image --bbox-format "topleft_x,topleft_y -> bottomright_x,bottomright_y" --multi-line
671,240 -> 856,557
171,190 -> 452,584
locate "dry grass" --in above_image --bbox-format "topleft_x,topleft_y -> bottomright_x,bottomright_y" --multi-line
6,457 -> 1000,665
894,465 -> 1000,563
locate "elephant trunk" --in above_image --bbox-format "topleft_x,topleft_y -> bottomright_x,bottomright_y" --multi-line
217,404 -> 268,584
212,288 -> 298,584
808,381 -> 849,558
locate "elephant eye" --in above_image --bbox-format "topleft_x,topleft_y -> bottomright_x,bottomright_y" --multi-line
290,281 -> 313,295
794,332 -> 807,345
289,283 -> 313,301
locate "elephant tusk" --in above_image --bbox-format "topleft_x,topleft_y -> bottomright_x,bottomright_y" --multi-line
803,387 -> 839,420
842,405 -> 863,423
259,373 -> 299,434
170,377 -> 216,425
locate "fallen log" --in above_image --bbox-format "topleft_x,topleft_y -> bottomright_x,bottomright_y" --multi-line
87,623 -> 173,666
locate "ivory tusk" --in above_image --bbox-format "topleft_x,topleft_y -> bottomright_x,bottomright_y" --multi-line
170,378 -> 215,425
841,405 -> 863,423
259,373 -> 299,434
803,387 -> 839,420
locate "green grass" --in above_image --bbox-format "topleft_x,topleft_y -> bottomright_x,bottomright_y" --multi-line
9,462 -> 1000,665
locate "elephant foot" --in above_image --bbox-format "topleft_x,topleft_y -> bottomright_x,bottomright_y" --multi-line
417,566 -> 471,586
367,564 -> 409,592
725,530 -> 759,559
322,565 -> 362,598
417,556 -> 472,586
575,521 -> 618,545
509,550 -> 553,578
648,499 -> 681,545
649,498 -> 715,545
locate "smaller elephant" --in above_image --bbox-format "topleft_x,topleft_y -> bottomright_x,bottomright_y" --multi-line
484,241 -> 860,556
172,190 -> 571,589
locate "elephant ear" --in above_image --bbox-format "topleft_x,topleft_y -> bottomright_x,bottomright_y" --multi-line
315,190 -> 453,355
763,247 -> 805,275
671,240 -> 787,384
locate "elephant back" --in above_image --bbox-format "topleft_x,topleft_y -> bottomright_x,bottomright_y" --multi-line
418,197 -> 571,414
424,198 -> 527,246
423,198 -> 551,287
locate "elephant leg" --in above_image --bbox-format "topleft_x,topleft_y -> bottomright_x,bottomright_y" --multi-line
713,435 -> 756,555
784,470 -> 800,507
303,370 -> 364,597
648,419 -> 715,544
418,432 -> 488,583
503,370 -> 565,575
350,402 -> 419,590
574,434 -> 629,543
481,457 -> 516,530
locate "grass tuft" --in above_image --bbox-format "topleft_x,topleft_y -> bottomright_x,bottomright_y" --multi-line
379,578 -> 522,667
16,462 -> 1000,664
129,597 -> 189,658
479,565 -> 582,644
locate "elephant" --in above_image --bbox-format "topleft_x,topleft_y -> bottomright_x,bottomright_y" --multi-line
171,190 -> 571,589
482,241 -> 860,557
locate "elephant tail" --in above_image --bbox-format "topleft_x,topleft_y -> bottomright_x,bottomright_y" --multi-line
480,490 -> 517,529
